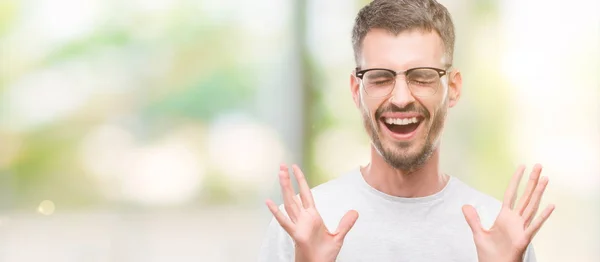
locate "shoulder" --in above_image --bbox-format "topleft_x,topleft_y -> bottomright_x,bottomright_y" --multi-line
308,169 -> 363,230
450,177 -> 501,207
449,177 -> 503,228
310,169 -> 360,199
307,169 -> 365,213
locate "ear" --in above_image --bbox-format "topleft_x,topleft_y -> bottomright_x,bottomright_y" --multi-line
350,70 -> 361,108
448,69 -> 462,108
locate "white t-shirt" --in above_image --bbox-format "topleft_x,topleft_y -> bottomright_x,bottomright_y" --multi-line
259,168 -> 536,262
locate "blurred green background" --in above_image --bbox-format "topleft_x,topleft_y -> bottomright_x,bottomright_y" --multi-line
0,0 -> 598,261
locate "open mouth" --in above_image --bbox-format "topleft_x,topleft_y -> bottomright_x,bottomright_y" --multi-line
380,116 -> 423,139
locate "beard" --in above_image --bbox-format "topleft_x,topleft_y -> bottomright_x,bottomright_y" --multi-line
361,100 -> 447,173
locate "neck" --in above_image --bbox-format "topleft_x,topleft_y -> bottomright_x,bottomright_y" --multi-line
361,145 -> 449,198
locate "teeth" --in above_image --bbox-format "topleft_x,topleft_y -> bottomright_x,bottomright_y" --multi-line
384,117 -> 420,125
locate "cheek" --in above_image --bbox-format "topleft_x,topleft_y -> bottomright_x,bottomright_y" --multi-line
360,94 -> 384,118
423,90 -> 447,118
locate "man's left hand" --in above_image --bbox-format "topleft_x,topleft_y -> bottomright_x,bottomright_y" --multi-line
462,164 -> 555,262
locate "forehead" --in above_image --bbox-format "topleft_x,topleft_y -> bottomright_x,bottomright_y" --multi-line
359,28 -> 446,69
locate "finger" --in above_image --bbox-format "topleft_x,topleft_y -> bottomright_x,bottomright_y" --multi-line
516,164 -> 542,215
503,165 -> 526,209
266,199 -> 295,234
292,164 -> 315,209
279,165 -> 300,222
293,195 -> 303,207
290,177 -> 304,211
279,163 -> 287,172
462,205 -> 483,236
525,204 -> 555,239
334,210 -> 359,242
522,176 -> 549,226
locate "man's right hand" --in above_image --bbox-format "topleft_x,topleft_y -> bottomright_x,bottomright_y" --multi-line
266,164 -> 359,262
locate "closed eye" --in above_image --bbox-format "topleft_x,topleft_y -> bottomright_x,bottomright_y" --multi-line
411,80 -> 435,85
373,80 -> 394,85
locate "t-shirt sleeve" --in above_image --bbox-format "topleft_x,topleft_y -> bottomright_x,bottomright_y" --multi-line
523,243 -> 537,262
258,216 -> 295,262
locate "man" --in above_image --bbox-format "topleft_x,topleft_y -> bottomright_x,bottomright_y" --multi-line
259,0 -> 554,261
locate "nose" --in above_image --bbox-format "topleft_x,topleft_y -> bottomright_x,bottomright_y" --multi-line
390,78 -> 416,108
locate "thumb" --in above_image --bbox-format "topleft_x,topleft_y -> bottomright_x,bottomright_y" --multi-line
462,205 -> 483,236
334,210 -> 359,241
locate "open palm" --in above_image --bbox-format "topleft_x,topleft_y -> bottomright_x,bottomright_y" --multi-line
462,164 -> 555,262
266,164 -> 359,262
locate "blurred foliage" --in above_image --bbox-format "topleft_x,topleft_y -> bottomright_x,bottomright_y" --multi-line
143,68 -> 254,123
10,124 -> 101,208
1,0 -> 517,208
42,29 -> 132,66
458,0 -> 512,199
0,0 -> 257,208
0,1 -> 17,36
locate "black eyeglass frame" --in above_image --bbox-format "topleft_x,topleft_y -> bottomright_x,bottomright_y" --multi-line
355,67 -> 448,79
354,66 -> 450,97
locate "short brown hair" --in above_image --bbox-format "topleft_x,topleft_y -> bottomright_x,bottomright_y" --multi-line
352,0 -> 455,67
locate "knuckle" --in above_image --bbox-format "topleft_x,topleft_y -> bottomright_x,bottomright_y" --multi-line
284,203 -> 295,211
293,232 -> 310,245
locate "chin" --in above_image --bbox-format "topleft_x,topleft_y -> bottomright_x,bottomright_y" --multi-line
379,137 -> 435,171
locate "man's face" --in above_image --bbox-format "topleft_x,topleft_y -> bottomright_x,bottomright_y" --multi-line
351,29 -> 461,172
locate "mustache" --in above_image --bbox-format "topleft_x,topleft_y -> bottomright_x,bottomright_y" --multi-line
375,103 -> 429,119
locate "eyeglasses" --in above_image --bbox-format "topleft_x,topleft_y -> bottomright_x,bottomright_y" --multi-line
355,67 -> 449,98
